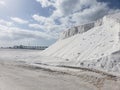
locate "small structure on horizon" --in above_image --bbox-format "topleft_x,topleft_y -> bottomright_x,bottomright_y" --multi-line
13,45 -> 48,50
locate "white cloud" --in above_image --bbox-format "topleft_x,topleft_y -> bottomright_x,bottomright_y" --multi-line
0,0 -> 119,46
28,22 -> 63,39
0,24 -> 54,40
67,2 -> 110,25
36,0 -> 55,7
11,17 -> 28,24
32,14 -> 66,34
0,0 -> 6,6
29,23 -> 44,29
0,19 -> 56,46
32,14 -> 55,25
0,19 -> 13,26
32,14 -> 63,33
35,0 -> 120,32
51,0 -> 109,21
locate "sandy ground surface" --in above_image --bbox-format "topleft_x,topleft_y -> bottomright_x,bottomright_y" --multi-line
0,49 -> 120,90
0,60 -> 120,90
0,60 -> 97,90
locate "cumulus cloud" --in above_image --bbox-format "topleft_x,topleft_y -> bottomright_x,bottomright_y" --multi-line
31,14 -> 66,37
29,23 -> 43,29
36,0 -> 119,28
11,17 -> 28,24
0,19 -> 13,26
52,0 -> 112,23
0,21 -> 56,46
32,14 -> 55,25
67,2 -> 110,25
1,0 -> 119,46
28,22 -> 63,39
0,0 -> 6,6
0,25 -> 54,40
36,0 -> 55,7
27,0 -> 117,46
32,0 -> 115,37
31,1 -> 102,41
31,14 -> 64,33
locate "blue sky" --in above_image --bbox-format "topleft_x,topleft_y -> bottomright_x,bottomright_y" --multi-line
0,0 -> 120,46
98,0 -> 120,9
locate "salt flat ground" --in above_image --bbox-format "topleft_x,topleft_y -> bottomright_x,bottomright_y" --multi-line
0,49 -> 42,61
0,60 -> 97,90
0,49 -> 120,90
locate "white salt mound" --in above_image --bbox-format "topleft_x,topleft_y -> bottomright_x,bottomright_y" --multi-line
42,12 -> 120,75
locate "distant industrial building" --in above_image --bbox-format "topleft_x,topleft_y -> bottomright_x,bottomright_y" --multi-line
13,45 -> 48,50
